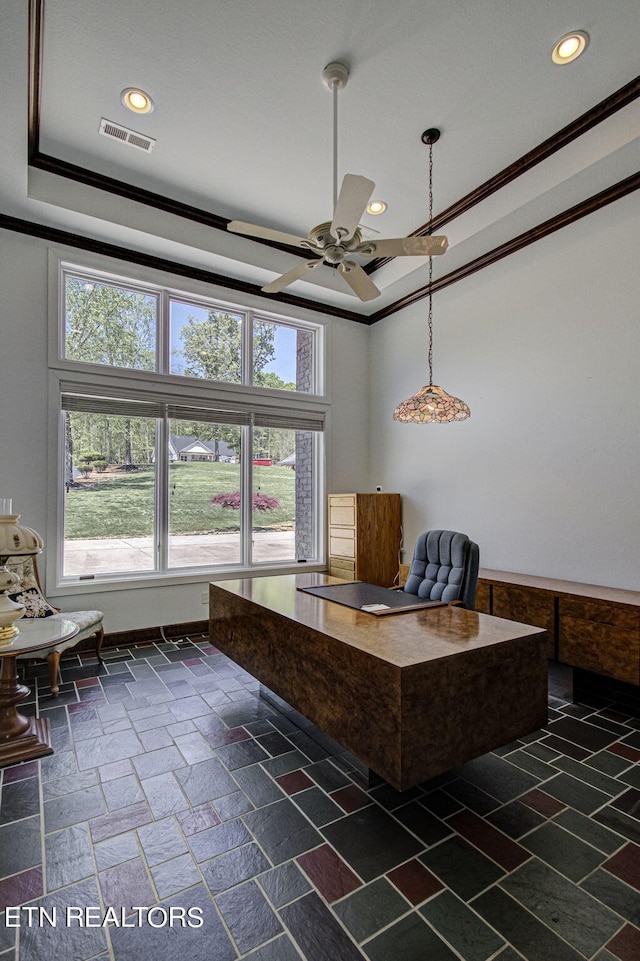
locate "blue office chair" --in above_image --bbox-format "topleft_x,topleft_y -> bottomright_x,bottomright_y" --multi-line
404,530 -> 479,610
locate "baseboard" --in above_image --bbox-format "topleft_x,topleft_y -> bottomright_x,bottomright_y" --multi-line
74,619 -> 209,653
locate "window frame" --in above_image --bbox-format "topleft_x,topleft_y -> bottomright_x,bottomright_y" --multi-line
47,254 -> 329,594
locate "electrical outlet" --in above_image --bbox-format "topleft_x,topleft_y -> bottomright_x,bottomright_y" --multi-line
201,592 -> 208,605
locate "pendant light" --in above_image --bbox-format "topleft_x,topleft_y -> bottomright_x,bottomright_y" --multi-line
393,130 -> 470,424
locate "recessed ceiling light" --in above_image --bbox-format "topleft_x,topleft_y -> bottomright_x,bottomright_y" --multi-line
552,31 -> 589,64
366,200 -> 387,215
121,87 -> 154,114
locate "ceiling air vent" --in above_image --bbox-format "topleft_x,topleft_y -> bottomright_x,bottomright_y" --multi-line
99,118 -> 156,153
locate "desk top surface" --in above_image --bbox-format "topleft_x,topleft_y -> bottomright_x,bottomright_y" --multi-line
210,573 -> 546,669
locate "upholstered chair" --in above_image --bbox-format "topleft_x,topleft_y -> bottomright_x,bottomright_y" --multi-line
7,555 -> 104,696
403,529 -> 480,610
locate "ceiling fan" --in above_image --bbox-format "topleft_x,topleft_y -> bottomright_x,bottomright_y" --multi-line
227,62 -> 448,302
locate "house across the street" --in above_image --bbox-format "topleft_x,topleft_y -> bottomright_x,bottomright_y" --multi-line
168,435 -> 236,463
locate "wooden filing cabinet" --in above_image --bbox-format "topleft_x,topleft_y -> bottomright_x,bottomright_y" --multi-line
328,493 -> 402,588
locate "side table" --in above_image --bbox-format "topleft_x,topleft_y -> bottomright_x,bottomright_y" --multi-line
0,618 -> 78,767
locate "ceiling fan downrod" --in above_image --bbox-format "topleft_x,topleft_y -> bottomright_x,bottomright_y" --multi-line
322,61 -> 349,211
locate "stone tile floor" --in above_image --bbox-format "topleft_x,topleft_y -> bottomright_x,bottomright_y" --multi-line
0,637 -> 639,961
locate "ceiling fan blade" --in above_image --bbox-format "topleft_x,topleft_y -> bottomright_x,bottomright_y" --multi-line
356,235 -> 449,257
338,261 -> 381,302
262,257 -> 324,294
331,174 -> 375,242
227,221 -> 310,249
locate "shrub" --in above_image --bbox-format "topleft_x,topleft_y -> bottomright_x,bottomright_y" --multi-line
210,491 -> 279,511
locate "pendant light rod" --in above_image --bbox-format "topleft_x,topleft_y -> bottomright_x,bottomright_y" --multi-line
392,127 -> 471,423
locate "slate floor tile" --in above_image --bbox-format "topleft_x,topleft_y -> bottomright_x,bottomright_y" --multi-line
293,786 -> 343,827
581,869 -> 640,927
201,842 -> 271,895
89,800 -> 153,843
473,886 -> 585,961
447,809 -> 530,871
0,866 -> 43,913
0,816 -> 42,879
94,832 -> 140,872
594,805 -> 640,844
99,857 -> 155,913
75,730 -> 145,770
258,860 -> 311,908
392,800 -> 453,847
387,858 -> 444,904
297,843 -> 362,902
553,807 -> 625,854
612,788 -> 640,820
280,892 -> 366,961
420,889 -> 505,961
365,912 -> 459,961
20,882 -> 107,959
102,774 -> 145,811
333,877 -> 408,943
132,746 -> 185,780
420,835 -> 505,901
456,754 -> 542,804
188,818 -> 251,862
244,798 -> 322,865
109,884 -> 236,961
150,853 -> 202,899
175,757 -> 238,805
486,799 -> 546,839
176,803 -> 221,836
216,879 -> 282,954
605,922 -> 640,961
243,933 -> 303,961
216,738 -> 270,770
322,804 -> 423,883
521,821 -> 606,881
500,857 -> 622,957
0,777 -> 40,825
603,842 -> 640,890
138,817 -> 188,866
547,716 -> 619,752
141,771 -> 190,818
45,824 -> 94,890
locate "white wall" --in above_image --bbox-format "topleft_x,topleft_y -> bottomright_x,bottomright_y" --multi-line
369,192 -> 640,590
0,229 -> 370,631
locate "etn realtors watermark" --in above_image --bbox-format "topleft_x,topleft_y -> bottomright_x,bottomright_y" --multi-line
5,906 -> 204,928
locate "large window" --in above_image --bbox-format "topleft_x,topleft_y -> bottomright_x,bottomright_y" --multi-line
54,264 -> 325,583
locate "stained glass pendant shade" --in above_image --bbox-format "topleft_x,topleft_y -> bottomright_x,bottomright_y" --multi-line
393,130 -> 470,424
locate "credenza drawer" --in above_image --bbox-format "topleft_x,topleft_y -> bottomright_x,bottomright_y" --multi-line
559,597 -> 639,631
559,617 -> 640,684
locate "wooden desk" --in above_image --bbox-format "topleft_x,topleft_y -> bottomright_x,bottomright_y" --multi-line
0,618 -> 78,767
209,574 -> 548,790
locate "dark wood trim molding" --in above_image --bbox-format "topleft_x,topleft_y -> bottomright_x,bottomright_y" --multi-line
365,74 -> 640,274
0,213 -> 367,324
369,170 -> 640,322
28,0 -> 43,161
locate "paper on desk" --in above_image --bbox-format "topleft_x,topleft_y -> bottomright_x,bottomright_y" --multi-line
360,603 -> 390,612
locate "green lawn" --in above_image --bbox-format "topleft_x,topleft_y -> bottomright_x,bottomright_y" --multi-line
65,461 -> 295,539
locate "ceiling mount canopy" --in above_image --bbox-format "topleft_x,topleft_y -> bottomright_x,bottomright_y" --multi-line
393,130 -> 470,424
227,61 -> 449,302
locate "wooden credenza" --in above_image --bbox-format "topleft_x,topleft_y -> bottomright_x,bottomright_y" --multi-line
477,569 -> 640,685
328,493 -> 402,587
